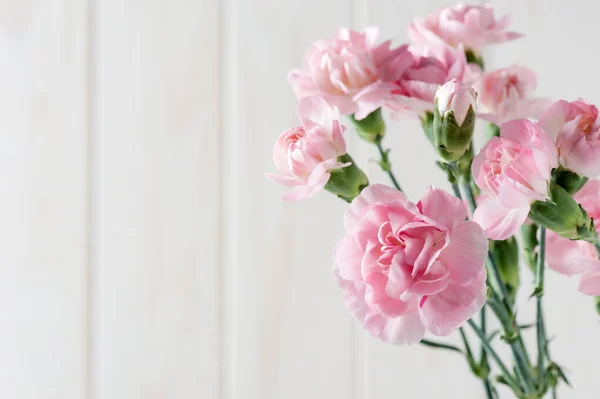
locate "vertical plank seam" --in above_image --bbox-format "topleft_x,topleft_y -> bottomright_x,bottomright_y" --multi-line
86,0 -> 98,398
219,0 -> 239,398
349,2 -> 369,399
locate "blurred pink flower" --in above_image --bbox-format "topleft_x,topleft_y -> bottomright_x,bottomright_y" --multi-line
539,99 -> 600,177
386,44 -> 476,116
472,119 -> 558,240
288,27 -> 413,120
334,184 -> 488,345
267,97 -> 349,201
407,3 -> 522,50
476,65 -> 551,125
436,78 -> 477,125
546,179 -> 600,296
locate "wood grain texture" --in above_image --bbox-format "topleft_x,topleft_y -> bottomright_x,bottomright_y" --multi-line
221,1 -> 356,398
0,1 -> 90,398
92,1 -> 221,398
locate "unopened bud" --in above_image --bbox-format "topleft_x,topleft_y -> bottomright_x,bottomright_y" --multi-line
433,79 -> 477,161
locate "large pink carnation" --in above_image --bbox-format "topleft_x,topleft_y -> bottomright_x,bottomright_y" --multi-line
334,184 -> 488,344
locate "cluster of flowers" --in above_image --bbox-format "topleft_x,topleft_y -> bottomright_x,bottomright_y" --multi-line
268,3 -> 600,348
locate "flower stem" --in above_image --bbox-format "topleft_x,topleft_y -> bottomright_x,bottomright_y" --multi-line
467,319 -> 522,393
374,139 -> 402,192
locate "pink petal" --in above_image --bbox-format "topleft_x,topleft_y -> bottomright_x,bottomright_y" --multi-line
438,221 -> 488,284
344,184 -> 413,230
473,195 -> 530,240
418,186 -> 468,231
578,271 -> 600,296
419,270 -> 487,336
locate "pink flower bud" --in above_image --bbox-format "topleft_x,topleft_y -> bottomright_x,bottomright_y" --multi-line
435,79 -> 477,126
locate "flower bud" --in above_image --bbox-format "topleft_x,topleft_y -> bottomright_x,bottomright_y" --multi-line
433,79 -> 477,161
325,154 -> 369,202
350,108 -> 386,143
528,181 -> 596,242
489,237 -> 520,301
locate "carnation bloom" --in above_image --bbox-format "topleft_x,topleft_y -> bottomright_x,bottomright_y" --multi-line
334,184 -> 488,344
407,3 -> 522,50
267,97 -> 349,201
475,65 -> 551,125
386,44 -> 474,116
546,179 -> 600,296
472,119 -> 558,240
288,27 -> 413,120
538,99 -> 600,177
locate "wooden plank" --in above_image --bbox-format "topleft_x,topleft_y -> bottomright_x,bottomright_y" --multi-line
0,1 -> 90,398
92,1 -> 221,398
221,1 -> 356,398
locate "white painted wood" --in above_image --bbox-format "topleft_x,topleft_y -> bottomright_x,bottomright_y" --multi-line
221,1 -> 358,399
0,1 -> 90,398
490,2 -> 600,397
92,1 -> 221,398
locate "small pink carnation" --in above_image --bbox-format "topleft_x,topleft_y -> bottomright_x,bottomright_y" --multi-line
475,65 -> 551,126
267,97 -> 350,201
386,44 -> 477,116
472,119 -> 558,240
407,3 -> 522,50
539,99 -> 600,177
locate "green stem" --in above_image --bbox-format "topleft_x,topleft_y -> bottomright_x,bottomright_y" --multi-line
374,139 -> 402,192
536,228 -> 548,387
467,320 -> 522,394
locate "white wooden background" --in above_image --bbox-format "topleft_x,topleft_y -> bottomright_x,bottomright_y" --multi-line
1,0 -> 599,398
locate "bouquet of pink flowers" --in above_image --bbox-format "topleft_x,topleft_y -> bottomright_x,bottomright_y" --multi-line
268,3 -> 600,398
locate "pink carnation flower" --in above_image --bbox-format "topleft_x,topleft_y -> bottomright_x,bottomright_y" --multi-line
407,3 -> 522,50
472,119 -> 558,240
546,179 -> 600,296
267,97 -> 350,201
386,44 -> 476,116
539,99 -> 600,177
334,184 -> 488,344
288,27 -> 413,120
476,65 -> 551,126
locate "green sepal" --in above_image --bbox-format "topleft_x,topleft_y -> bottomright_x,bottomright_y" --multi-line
420,111 -> 435,145
350,108 -> 386,143
551,167 -> 589,195
521,223 -> 539,273
465,48 -> 485,70
528,181 -> 596,241
325,154 -> 369,202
